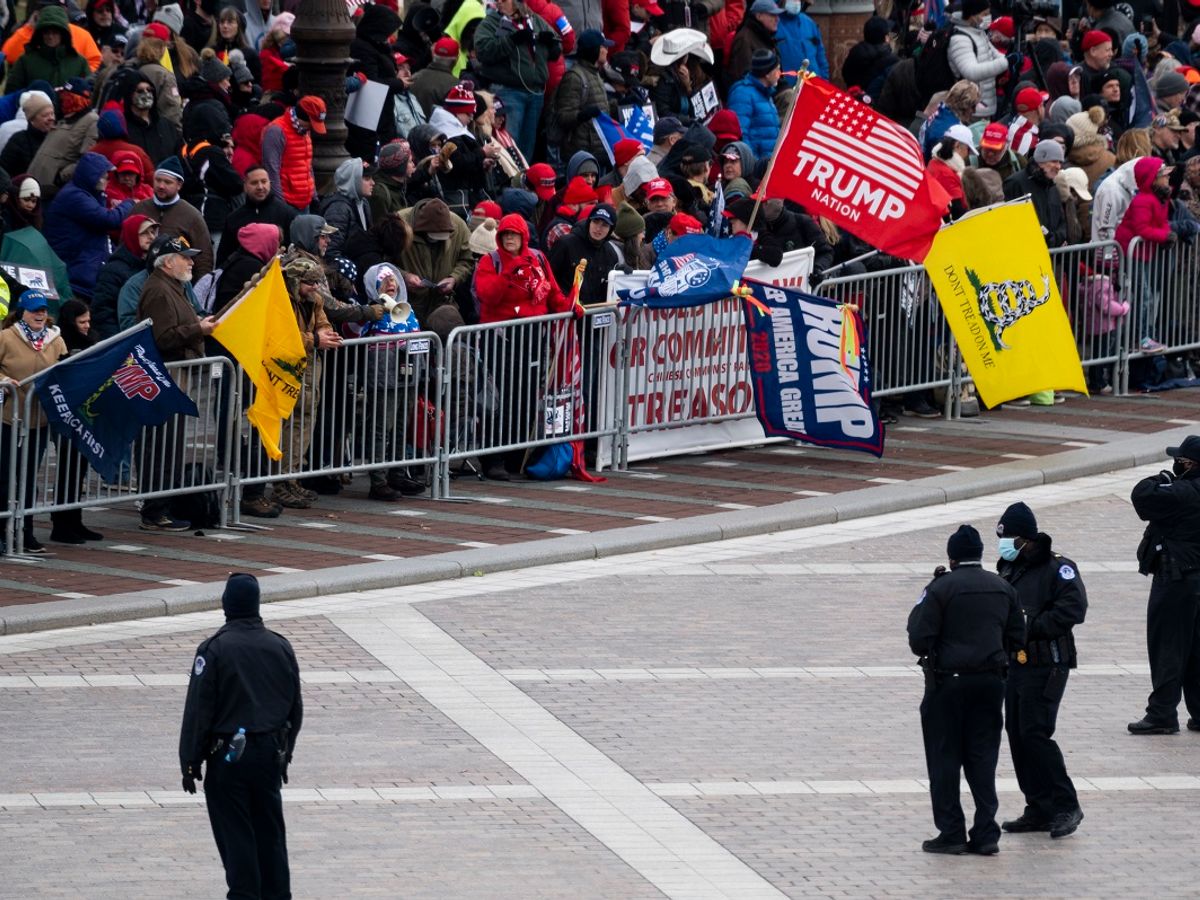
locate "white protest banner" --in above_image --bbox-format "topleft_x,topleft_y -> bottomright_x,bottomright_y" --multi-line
596,248 -> 814,468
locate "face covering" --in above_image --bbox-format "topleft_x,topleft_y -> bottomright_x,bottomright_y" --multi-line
133,91 -> 155,110
978,14 -> 992,28
785,0 -> 803,13
998,537 -> 1020,561
1174,459 -> 1190,476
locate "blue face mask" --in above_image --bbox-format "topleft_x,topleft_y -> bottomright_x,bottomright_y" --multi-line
998,537 -> 1020,561
784,0 -> 803,13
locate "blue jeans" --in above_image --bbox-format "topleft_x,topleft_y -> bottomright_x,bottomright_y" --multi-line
493,86 -> 543,167
1133,258 -> 1162,343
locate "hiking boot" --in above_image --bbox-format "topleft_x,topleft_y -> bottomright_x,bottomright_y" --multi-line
921,835 -> 967,854
240,494 -> 282,519
1049,808 -> 1083,839
49,528 -> 86,545
1001,813 -> 1051,833
294,482 -> 318,502
369,483 -> 400,502
1127,717 -> 1179,735
273,481 -> 312,510
78,524 -> 104,541
965,840 -> 999,855
140,515 -> 191,532
1188,718 -> 1200,732
388,473 -> 426,496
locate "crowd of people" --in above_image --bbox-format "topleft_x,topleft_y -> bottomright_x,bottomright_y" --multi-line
0,0 -> 1195,544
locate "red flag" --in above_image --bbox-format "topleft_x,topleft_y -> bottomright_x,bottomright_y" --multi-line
760,76 -> 950,263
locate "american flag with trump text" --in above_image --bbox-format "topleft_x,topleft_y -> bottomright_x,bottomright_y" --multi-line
760,75 -> 951,263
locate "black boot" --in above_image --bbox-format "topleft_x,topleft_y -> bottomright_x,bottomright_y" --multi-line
49,511 -> 84,545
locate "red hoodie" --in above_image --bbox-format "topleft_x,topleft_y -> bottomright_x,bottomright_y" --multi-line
1116,156 -> 1170,261
231,114 -> 270,178
106,151 -> 154,209
474,213 -> 571,323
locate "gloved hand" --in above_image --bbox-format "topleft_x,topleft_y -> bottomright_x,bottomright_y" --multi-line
281,759 -> 290,784
512,26 -> 533,43
580,104 -> 602,120
808,269 -> 825,289
932,565 -> 948,579
756,245 -> 784,267
617,263 -> 634,275
1166,231 -> 1180,244
366,304 -> 384,321
1158,469 -> 1176,484
536,30 -> 557,44
182,762 -> 202,794
1006,51 -> 1022,68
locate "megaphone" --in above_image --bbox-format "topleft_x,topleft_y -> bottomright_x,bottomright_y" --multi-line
380,294 -> 413,325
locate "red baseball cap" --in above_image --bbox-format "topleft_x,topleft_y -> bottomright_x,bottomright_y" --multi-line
1015,86 -> 1048,112
296,95 -> 327,134
562,176 -> 596,205
526,162 -> 557,201
643,178 -> 673,199
433,36 -> 459,58
979,121 -> 1008,151
669,213 -> 703,236
142,22 -> 171,41
472,200 -> 503,220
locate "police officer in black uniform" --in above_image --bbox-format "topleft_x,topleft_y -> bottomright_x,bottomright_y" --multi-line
909,524 -> 1025,856
994,501 -> 1087,840
1129,435 -> 1200,735
179,573 -> 303,899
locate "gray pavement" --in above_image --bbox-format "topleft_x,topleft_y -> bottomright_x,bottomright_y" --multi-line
2,461 -> 1198,897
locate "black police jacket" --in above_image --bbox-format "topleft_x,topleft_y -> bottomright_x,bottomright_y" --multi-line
1131,469 -> 1200,575
179,618 -> 303,772
908,562 -> 1025,673
997,533 -> 1087,667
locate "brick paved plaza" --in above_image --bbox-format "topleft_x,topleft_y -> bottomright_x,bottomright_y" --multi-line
2,461 -> 1198,898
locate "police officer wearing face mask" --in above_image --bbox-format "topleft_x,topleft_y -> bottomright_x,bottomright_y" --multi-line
909,525 -> 1025,856
179,573 -> 303,899
1129,435 -> 1200,735
994,501 -> 1087,840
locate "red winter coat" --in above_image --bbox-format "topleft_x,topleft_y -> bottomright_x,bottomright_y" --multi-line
601,0 -> 631,52
1116,157 -> 1170,261
474,213 -> 572,323
708,0 -> 746,62
526,0 -> 575,98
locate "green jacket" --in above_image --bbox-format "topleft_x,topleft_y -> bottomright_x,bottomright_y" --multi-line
368,173 -> 411,221
473,9 -> 558,93
398,201 -> 474,324
555,60 -> 611,163
6,7 -> 91,93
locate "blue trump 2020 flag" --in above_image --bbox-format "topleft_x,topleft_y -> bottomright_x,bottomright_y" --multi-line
617,233 -> 752,308
34,322 -> 199,481
741,280 -> 884,457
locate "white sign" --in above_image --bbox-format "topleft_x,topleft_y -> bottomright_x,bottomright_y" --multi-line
596,248 -> 814,468
344,80 -> 390,130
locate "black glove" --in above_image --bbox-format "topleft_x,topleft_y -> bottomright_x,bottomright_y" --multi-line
512,27 -> 533,44
932,565 -> 948,579
756,245 -> 784,267
580,104 -> 602,120
617,263 -> 634,274
808,269 -> 825,289
182,762 -> 202,794
536,30 -> 556,44
1006,51 -> 1022,68
281,759 -> 290,784
1158,469 -> 1176,484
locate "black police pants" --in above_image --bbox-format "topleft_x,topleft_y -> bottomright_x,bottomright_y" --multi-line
204,736 -> 290,900
920,672 -> 1005,844
1006,665 -> 1078,821
1145,570 -> 1200,726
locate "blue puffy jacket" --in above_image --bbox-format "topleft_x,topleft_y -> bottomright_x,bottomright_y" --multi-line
43,152 -> 134,299
776,10 -> 829,80
726,76 -> 780,159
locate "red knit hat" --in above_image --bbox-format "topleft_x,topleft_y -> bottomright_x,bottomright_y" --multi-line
472,200 -> 503,220
613,138 -> 644,168
442,83 -> 476,112
707,109 -> 742,144
1081,29 -> 1112,52
562,176 -> 596,205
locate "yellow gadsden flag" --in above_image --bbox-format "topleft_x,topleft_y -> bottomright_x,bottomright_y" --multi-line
212,259 -> 306,460
923,201 -> 1088,408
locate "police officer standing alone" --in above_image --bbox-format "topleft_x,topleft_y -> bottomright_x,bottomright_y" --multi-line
179,573 -> 304,899
1128,436 -> 1200,735
908,525 -> 1025,855
994,502 -> 1087,840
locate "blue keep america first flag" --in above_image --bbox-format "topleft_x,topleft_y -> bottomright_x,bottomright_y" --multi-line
34,323 -> 199,482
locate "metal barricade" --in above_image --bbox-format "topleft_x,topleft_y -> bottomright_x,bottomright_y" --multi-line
230,331 -> 444,513
13,356 -> 234,554
0,380 -> 21,553
1123,236 -> 1200,393
816,264 -> 954,401
438,309 -> 621,497
1045,240 -> 1128,395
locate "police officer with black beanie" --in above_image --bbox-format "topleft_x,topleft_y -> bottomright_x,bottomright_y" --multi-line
995,501 -> 1087,840
1129,435 -> 1200,735
179,573 -> 303,898
909,524 -> 1025,855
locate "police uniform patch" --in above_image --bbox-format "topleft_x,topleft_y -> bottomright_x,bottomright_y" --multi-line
193,656 -> 206,676
1059,564 -> 1076,581
918,589 -> 927,605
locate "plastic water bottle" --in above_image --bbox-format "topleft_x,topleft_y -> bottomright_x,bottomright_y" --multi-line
224,728 -> 246,763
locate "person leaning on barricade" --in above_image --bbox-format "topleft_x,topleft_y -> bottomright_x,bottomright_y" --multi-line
472,213 -> 579,481
136,235 -> 216,533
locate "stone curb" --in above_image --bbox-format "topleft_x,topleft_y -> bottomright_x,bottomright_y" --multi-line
0,426 -> 1186,636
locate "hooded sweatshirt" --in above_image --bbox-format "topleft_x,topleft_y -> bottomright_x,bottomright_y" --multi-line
45,152 -> 135,298
320,158 -> 372,255
1116,156 -> 1170,259
721,140 -> 757,198
238,222 -> 281,263
472,213 -> 569,323
1091,157 -> 1142,247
